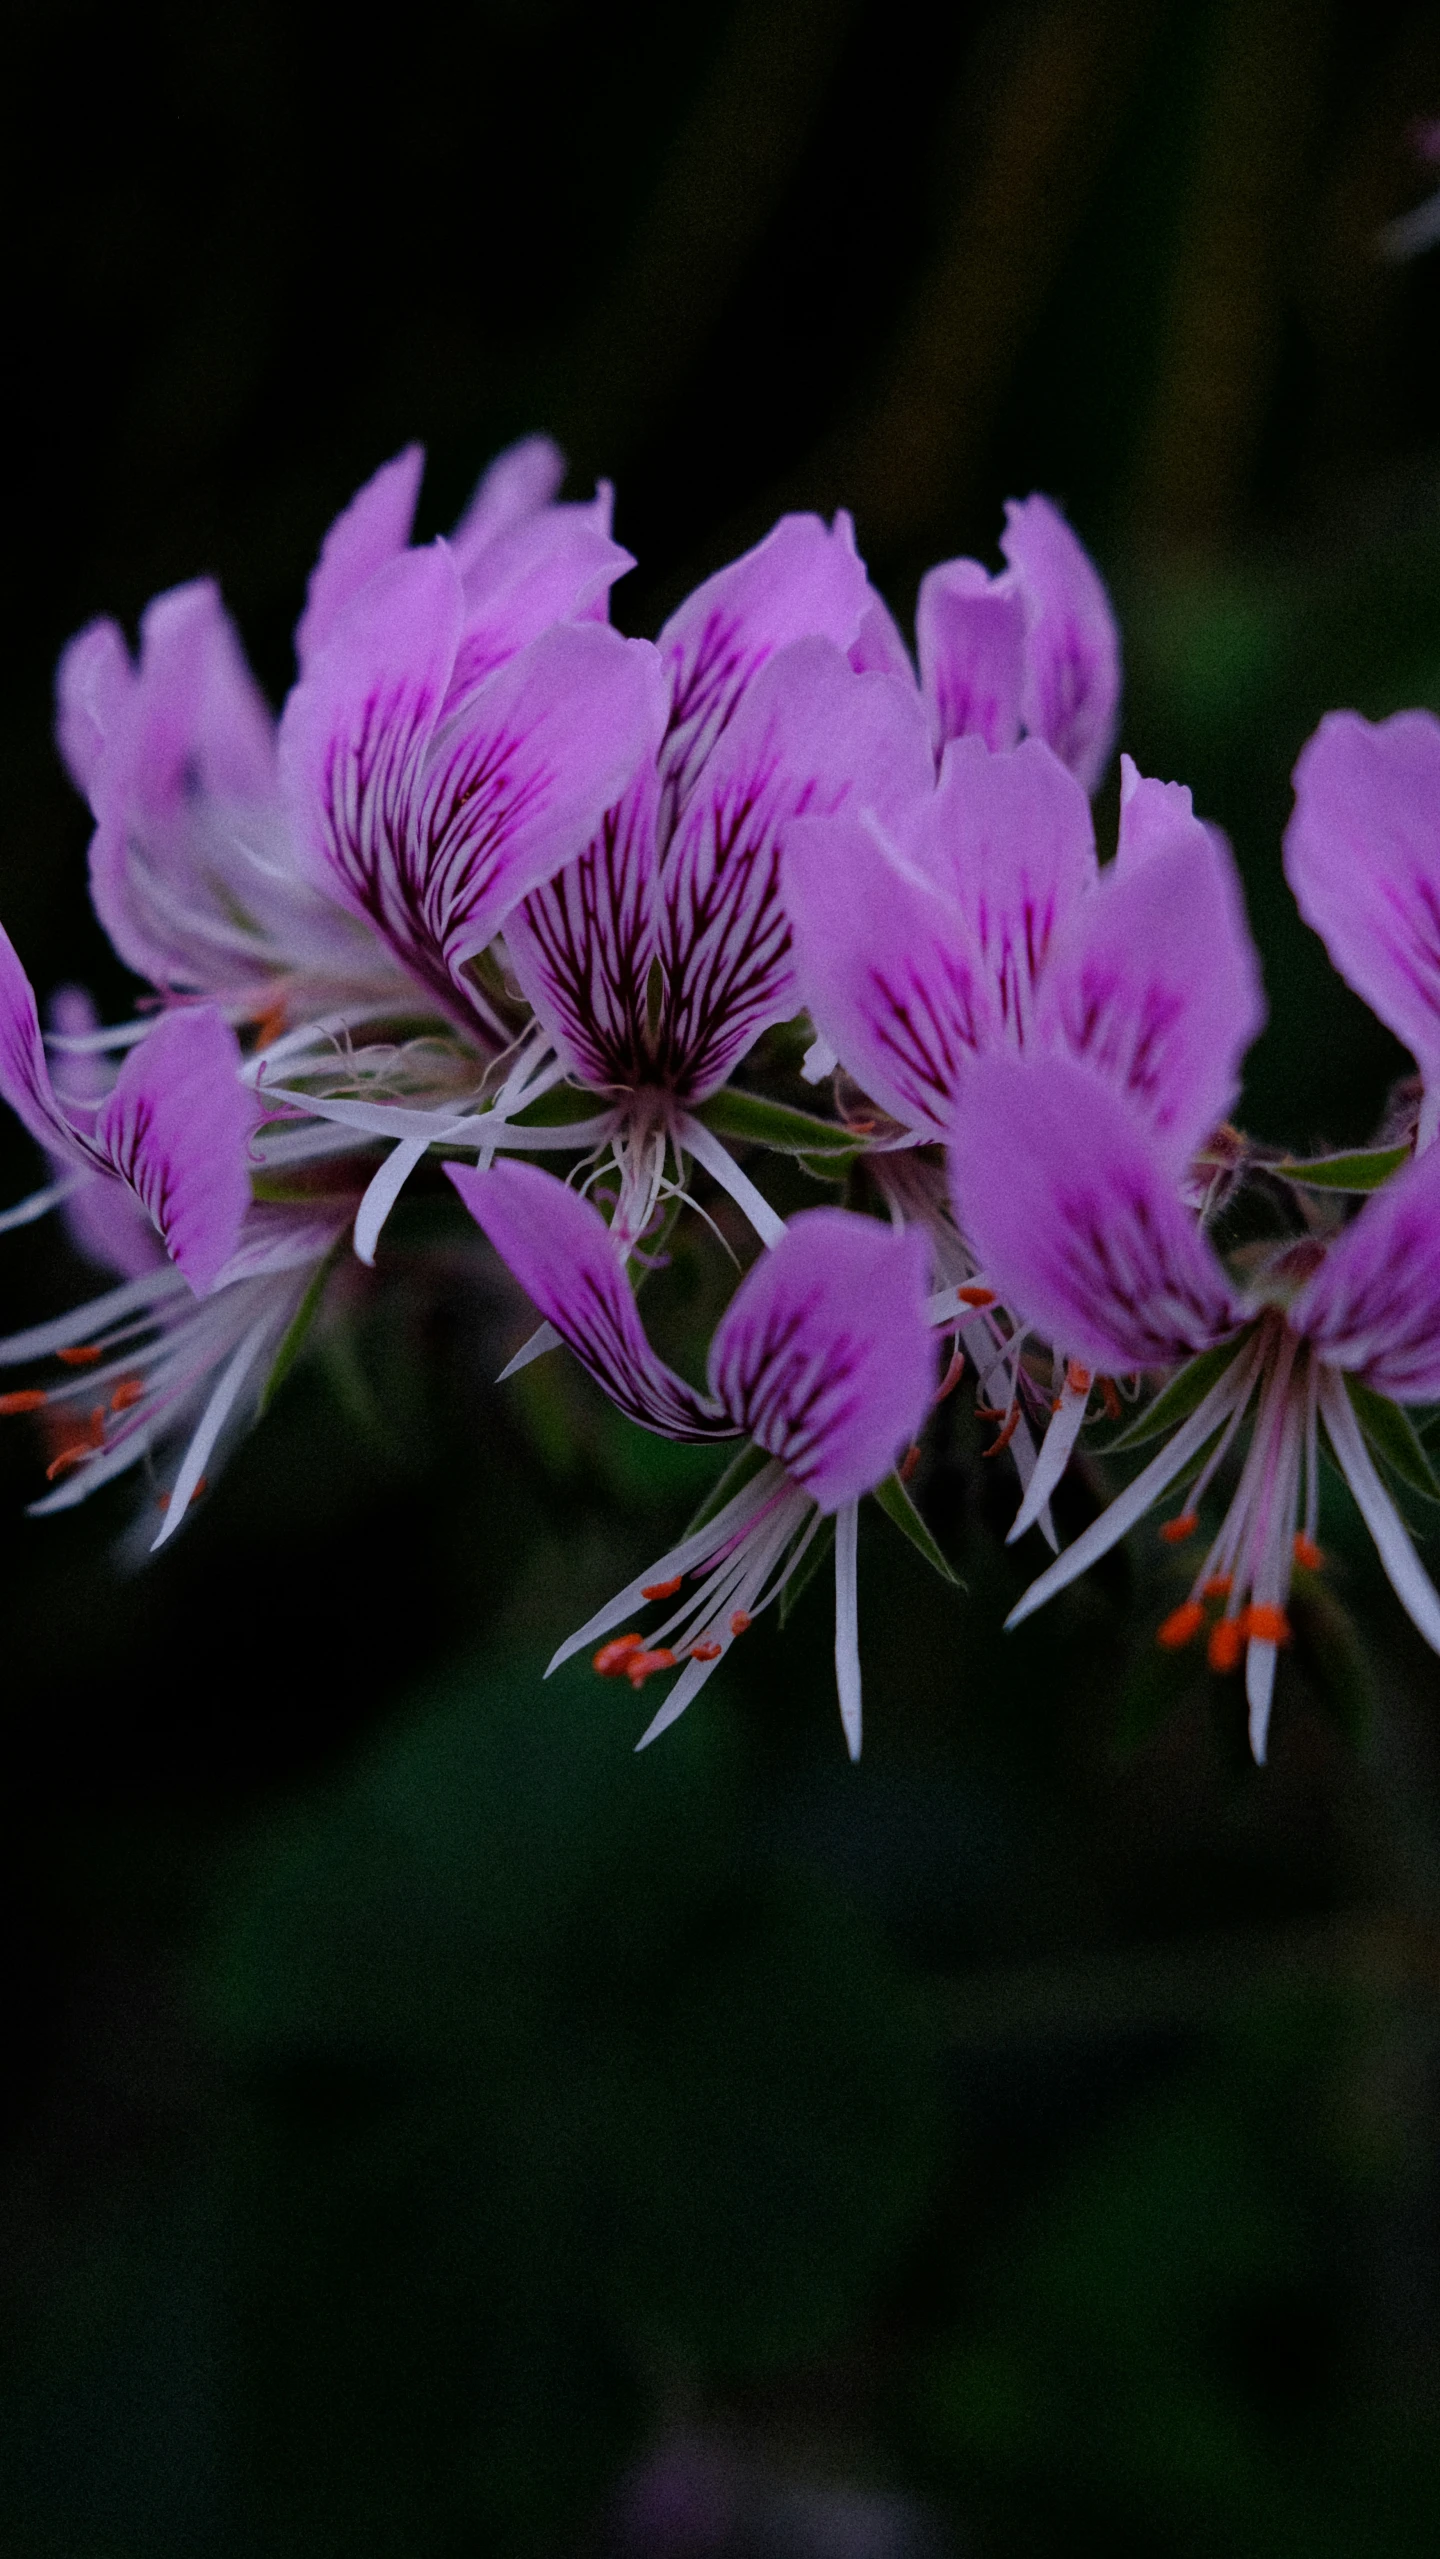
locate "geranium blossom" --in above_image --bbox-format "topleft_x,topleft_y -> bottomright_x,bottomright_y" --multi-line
951,1048 -> 1440,1761
448,1158 -> 933,1755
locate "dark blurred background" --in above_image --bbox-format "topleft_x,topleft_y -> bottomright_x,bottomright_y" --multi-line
6,3 -> 1440,2552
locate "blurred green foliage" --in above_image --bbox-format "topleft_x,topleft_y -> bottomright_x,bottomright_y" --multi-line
7,0 -> 1440,2551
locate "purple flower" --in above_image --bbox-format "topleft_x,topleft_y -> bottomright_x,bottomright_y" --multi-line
1286,708 -> 1440,1143
877,495 -> 1121,790
501,512 -> 933,1244
950,1048 -> 1440,1761
0,928 -> 348,1534
447,1158 -> 934,1754
789,742 -> 1262,1153
277,466 -> 665,1039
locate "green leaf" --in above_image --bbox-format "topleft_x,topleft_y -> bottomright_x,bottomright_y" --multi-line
1106,1335 -> 1253,1451
258,1249 -> 341,1415
872,1471 -> 962,1585
1272,1144 -> 1409,1192
696,1086 -> 862,1159
1343,1375 -> 1440,1503
681,1438 -> 771,1536
779,1516 -> 835,1625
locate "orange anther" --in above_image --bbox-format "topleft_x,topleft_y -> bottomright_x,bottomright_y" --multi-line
1202,1574 -> 1232,1600
252,999 -> 287,1050
111,1379 -> 144,1411
1242,1603 -> 1291,1646
689,1642 -> 722,1662
1207,1616 -> 1245,1674
45,1405 -> 106,1477
983,1406 -> 1021,1457
1099,1376 -> 1122,1423
0,1390 -> 46,1415
1293,1533 -> 1323,1573
641,1575 -> 683,1600
899,1443 -> 921,1483
1158,1601 -> 1205,1650
1065,1362 -> 1091,1394
1159,1512 -> 1199,1545
934,1349 -> 966,1404
593,1633 -> 644,1678
625,1647 -> 676,1690
957,1284 -> 996,1307
56,1344 -> 101,1367
190,1477 -> 208,1504
730,1610 -> 752,1636
156,1492 -> 170,1512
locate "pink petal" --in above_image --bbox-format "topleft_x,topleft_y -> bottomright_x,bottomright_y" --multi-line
708,1208 -> 933,1510
657,511 -> 874,822
786,809 -> 989,1136
1285,709 -> 1440,1081
505,759 -> 664,1089
922,733 -> 1097,1041
848,593 -> 914,680
448,434 -> 567,571
916,559 -> 1026,756
72,581 -> 280,991
94,1008 -> 257,1294
1292,1137 -> 1440,1401
445,1159 -> 726,1438
1115,753 -> 1208,869
294,446 -> 425,671
655,640 -> 933,1101
1036,812 -> 1265,1170
55,620 -> 131,801
0,925 -> 83,1162
447,496 -> 635,700
949,1052 -> 1242,1373
1000,495 -> 1121,792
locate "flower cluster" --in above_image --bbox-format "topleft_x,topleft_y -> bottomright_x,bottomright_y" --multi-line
7,434 -> 1440,1758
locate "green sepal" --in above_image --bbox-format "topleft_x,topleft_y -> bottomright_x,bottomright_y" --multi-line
1344,1375 -> 1440,1503
872,1470 -> 962,1585
779,1517 -> 835,1625
1106,1334 -> 1253,1451
680,1437 -> 770,1537
258,1245 -> 343,1416
695,1087 -> 862,1160
1273,1144 -> 1409,1192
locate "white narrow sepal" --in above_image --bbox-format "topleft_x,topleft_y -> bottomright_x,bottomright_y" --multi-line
0,1174 -> 86,1235
1246,1638 -> 1277,1764
1318,1368 -> 1440,1654
1005,1360 -> 1254,1631
354,1136 -> 431,1266
150,1312 -> 274,1551
834,1499 -> 862,1760
677,1115 -> 787,1250
1008,1382 -> 1088,1545
497,1320 -> 561,1381
635,1649 -> 722,1749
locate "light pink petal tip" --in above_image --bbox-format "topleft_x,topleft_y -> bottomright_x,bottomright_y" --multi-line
949,1052 -> 1242,1375
295,446 -> 426,671
446,1158 -> 723,1439
1000,495 -> 1121,793
709,1210 -> 933,1512
1285,709 -> 1440,1082
449,434 -> 567,567
916,559 -> 1026,756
